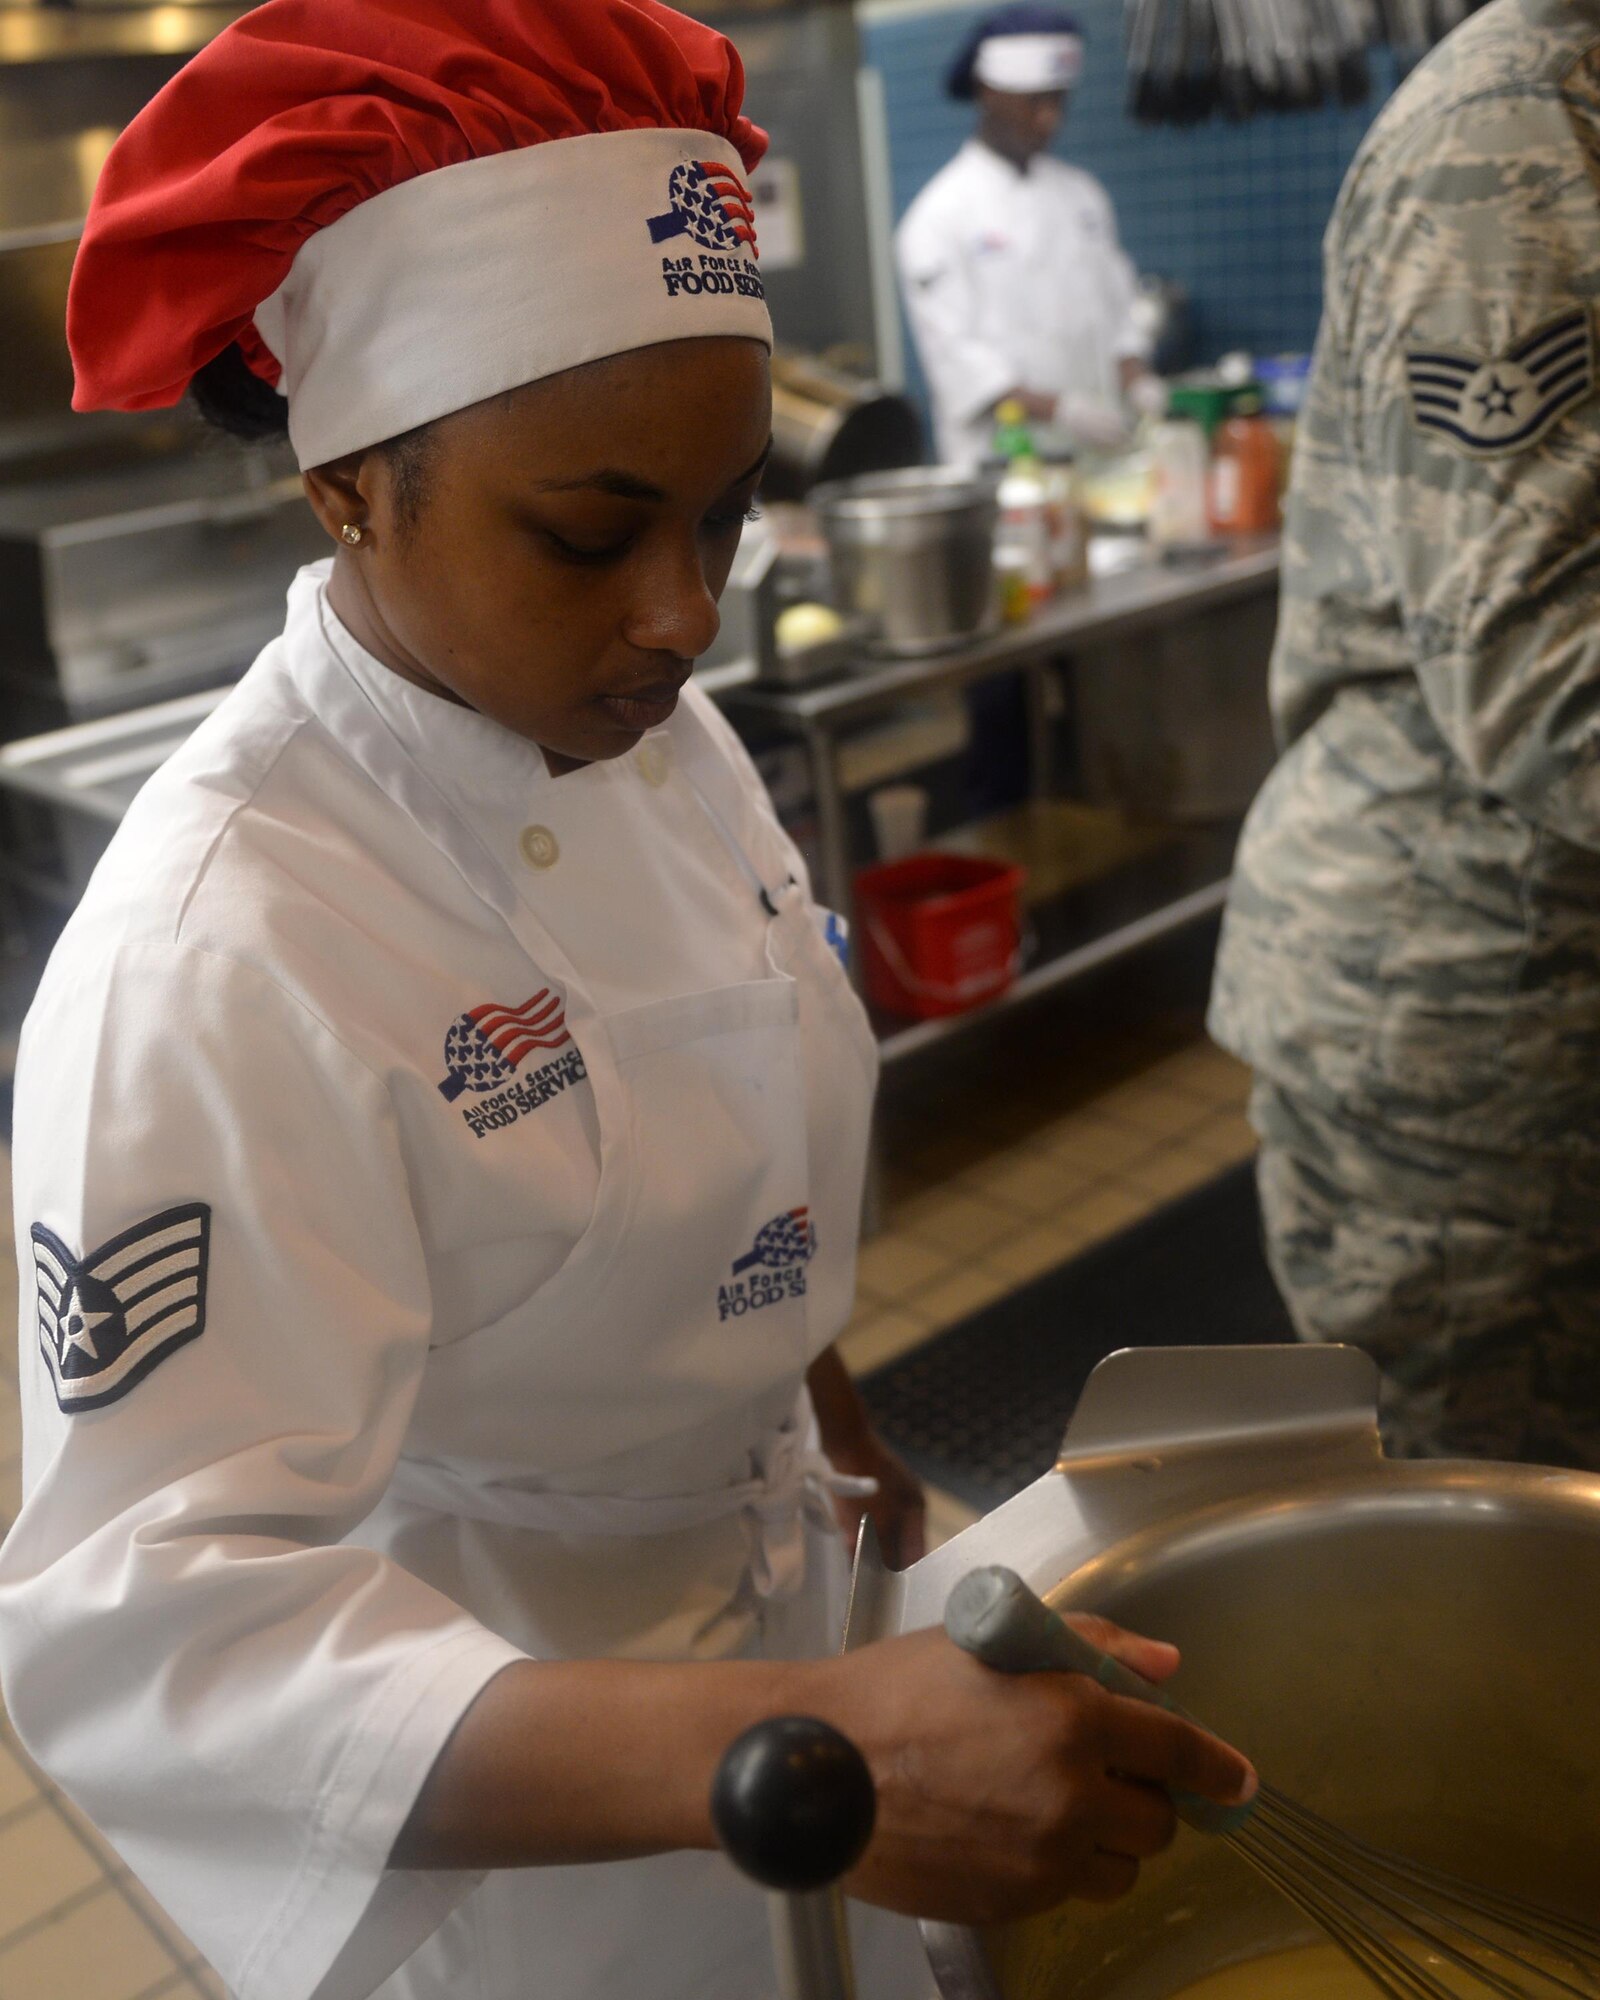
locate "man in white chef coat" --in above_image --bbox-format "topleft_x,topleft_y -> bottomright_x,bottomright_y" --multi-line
896,2 -> 1158,465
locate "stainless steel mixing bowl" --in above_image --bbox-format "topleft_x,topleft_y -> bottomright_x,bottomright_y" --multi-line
843,1345 -> 1600,2000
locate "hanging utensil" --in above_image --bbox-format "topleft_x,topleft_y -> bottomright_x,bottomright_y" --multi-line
1212,0 -> 1259,118
1123,0 -> 1482,121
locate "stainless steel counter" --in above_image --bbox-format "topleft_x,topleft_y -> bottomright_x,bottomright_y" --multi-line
722,535 -> 1281,1068
725,535 -> 1279,734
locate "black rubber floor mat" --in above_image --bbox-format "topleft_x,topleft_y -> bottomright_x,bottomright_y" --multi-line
859,1161 -> 1293,1514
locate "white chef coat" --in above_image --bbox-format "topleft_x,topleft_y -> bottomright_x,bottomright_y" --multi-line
0,562 -> 927,2000
896,137 -> 1149,464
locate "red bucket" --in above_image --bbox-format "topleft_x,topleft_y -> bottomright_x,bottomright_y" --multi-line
855,853 -> 1026,1019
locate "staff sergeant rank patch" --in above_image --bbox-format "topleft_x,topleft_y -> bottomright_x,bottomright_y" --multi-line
33,1202 -> 210,1414
1406,307 -> 1595,457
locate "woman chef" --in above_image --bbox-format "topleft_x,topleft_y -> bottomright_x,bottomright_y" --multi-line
0,4 -> 1256,1997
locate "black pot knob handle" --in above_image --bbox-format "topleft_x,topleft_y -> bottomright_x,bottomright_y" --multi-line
711,1716 -> 876,1893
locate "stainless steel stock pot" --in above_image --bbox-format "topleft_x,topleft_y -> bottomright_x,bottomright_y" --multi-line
843,1346 -> 1600,2000
811,466 -> 1000,659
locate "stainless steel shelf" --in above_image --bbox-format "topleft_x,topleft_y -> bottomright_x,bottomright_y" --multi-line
722,538 -> 1280,732
0,4 -> 251,65
870,826 -> 1237,1066
720,539 -> 1276,1087
0,684 -> 226,822
0,220 -> 82,255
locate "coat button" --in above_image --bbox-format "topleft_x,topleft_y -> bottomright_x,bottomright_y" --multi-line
519,825 -> 560,870
637,739 -> 670,788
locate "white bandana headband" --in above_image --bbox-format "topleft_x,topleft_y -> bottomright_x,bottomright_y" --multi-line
252,126 -> 772,468
973,32 -> 1084,92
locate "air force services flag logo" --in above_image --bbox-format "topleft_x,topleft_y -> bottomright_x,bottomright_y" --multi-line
438,989 -> 571,1103
718,1208 -> 817,1322
437,990 -> 589,1139
1406,307 -> 1595,457
648,161 -> 758,257
649,160 -> 766,306
32,1202 -> 210,1413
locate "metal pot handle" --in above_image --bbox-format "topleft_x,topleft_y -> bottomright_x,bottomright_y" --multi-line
712,1716 -> 876,2000
1056,1343 -> 1381,1468
944,1565 -> 1257,1836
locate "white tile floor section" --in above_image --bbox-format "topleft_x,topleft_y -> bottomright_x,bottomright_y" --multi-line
0,1014 -> 1255,1998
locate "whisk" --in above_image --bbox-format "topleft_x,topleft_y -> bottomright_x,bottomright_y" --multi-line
944,1567 -> 1600,2000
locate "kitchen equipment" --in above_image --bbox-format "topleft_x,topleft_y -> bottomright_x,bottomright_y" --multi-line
854,852 -> 1024,1019
0,683 -> 228,904
0,19 -> 328,738
766,351 -> 924,504
1124,0 -> 1373,124
696,519 -> 783,689
842,1344 -> 1600,2000
812,467 -> 1000,660
1131,279 -> 1195,380
946,1567 -> 1600,2000
1122,0 -> 1491,124
713,1716 -> 877,2000
693,509 -> 877,691
1070,578 -> 1278,821
0,451 -> 325,727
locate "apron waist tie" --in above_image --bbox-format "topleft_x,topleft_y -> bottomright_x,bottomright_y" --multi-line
385,1410 -> 876,1604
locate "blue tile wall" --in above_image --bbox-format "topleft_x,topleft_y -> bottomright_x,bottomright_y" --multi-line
861,2 -> 1402,401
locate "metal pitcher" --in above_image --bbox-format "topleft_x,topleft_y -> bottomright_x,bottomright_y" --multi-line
843,1344 -> 1600,2000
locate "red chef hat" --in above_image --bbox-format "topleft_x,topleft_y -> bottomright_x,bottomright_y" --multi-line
68,0 -> 771,468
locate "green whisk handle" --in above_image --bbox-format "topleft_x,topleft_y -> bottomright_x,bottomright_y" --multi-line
943,1565 -> 1258,1838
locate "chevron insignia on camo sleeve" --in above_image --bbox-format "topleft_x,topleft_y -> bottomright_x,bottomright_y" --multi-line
1405,307 -> 1596,457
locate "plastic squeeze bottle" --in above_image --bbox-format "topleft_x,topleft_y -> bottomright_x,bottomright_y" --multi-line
993,399 -> 1055,610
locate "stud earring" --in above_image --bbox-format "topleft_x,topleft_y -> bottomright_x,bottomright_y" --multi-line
341,523 -> 366,546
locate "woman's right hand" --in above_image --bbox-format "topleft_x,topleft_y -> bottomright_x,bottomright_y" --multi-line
388,1609 -> 1253,1900
794,1620 -> 1257,1925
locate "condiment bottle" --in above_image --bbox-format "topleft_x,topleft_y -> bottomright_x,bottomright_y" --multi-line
1147,418 -> 1210,547
994,545 -> 1032,625
1207,397 -> 1280,535
993,399 -> 1055,609
991,397 -> 1036,462
1039,450 -> 1090,594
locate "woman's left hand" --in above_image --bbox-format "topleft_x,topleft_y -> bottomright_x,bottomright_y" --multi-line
825,1427 -> 928,1570
806,1343 -> 928,1568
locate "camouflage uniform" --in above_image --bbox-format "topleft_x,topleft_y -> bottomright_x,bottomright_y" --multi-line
1210,0 -> 1600,1470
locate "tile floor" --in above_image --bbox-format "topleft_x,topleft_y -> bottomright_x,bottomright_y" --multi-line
0,951 -> 1255,1999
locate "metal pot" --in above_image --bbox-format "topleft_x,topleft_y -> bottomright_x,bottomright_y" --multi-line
843,1345 -> 1600,1999
766,351 -> 924,503
811,467 -> 1000,660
